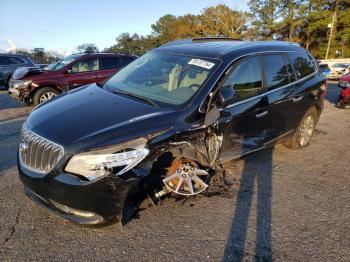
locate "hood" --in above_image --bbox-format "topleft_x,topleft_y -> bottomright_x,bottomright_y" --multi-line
26,84 -> 178,153
12,66 -> 46,80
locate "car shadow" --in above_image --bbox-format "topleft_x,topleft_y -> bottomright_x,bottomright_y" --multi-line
0,119 -> 24,173
221,102 -> 290,261
223,147 -> 273,262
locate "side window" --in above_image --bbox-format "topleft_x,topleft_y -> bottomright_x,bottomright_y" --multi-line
283,54 -> 296,82
120,57 -> 136,66
289,52 -> 316,79
71,58 -> 99,73
0,57 -> 9,65
8,57 -> 25,64
262,54 -> 290,90
222,56 -> 263,102
100,57 -> 120,70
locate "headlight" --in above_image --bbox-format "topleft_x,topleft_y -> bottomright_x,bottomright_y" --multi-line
339,81 -> 350,88
13,80 -> 32,89
65,138 -> 149,181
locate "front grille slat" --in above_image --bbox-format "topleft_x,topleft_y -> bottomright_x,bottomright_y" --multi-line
19,124 -> 64,174
40,142 -> 50,170
32,137 -> 40,169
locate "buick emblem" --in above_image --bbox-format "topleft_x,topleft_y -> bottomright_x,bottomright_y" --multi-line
19,140 -> 29,154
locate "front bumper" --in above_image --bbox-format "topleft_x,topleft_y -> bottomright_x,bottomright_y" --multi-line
8,86 -> 20,97
18,155 -> 141,227
8,80 -> 31,102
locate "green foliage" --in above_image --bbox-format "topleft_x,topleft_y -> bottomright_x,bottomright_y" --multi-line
12,49 -> 62,64
76,43 -> 99,53
107,33 -> 159,56
13,2 -> 349,60
249,0 -> 350,58
111,4 -> 251,55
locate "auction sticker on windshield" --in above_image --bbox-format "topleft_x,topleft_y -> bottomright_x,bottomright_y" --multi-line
188,59 -> 215,69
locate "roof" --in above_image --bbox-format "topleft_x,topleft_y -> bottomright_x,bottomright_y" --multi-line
0,53 -> 30,58
155,38 -> 304,59
77,52 -> 137,57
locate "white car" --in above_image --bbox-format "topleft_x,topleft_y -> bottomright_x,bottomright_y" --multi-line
328,63 -> 350,80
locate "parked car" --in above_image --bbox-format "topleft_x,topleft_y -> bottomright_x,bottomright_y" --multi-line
338,72 -> 350,108
328,63 -> 350,80
17,38 -> 326,227
8,52 -> 137,105
35,64 -> 48,69
319,64 -> 331,78
0,53 -> 35,89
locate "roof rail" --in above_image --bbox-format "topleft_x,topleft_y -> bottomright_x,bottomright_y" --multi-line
80,51 -> 135,56
192,37 -> 243,42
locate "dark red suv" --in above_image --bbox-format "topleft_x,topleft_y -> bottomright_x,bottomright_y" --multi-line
8,52 -> 137,105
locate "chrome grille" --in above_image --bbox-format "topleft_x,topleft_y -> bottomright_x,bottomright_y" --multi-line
19,124 -> 64,174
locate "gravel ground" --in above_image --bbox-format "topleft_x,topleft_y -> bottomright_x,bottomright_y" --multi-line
0,82 -> 349,261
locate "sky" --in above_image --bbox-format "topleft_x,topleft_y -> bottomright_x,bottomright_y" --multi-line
0,0 -> 248,56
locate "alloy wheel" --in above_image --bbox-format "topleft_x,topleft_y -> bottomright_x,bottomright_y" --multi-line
39,92 -> 57,103
163,159 -> 209,196
299,115 -> 315,146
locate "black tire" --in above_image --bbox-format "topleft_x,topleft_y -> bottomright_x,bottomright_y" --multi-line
33,87 -> 60,105
285,107 -> 319,149
5,75 -> 11,88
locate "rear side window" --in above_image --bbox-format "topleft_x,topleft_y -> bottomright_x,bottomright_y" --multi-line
222,56 -> 263,102
122,56 -> 136,65
100,57 -> 135,70
100,57 -> 121,70
262,54 -> 290,90
8,57 -> 25,64
289,52 -> 316,79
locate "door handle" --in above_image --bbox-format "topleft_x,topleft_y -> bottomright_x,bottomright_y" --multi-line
256,111 -> 268,118
92,75 -> 101,78
292,96 -> 303,102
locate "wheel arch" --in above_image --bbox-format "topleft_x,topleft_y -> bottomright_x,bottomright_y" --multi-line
32,84 -> 61,97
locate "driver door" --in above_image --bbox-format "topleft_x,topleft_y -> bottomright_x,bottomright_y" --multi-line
216,55 -> 270,161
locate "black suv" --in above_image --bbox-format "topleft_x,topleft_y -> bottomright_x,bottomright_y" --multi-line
0,54 -> 35,89
17,38 -> 326,227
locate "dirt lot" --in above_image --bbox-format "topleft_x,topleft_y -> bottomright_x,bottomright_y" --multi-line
0,82 -> 349,261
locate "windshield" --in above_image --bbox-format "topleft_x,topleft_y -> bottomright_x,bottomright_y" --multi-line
104,51 -> 217,106
48,54 -> 83,71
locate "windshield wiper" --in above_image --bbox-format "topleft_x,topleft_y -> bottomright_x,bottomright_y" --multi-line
111,89 -> 160,108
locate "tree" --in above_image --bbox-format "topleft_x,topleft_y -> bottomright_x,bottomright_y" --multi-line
175,14 -> 202,38
151,14 -> 178,44
108,33 -> 158,56
336,0 -> 350,57
249,0 -> 280,39
76,43 -> 99,53
12,49 -> 62,64
108,2 -> 349,59
198,4 -> 251,38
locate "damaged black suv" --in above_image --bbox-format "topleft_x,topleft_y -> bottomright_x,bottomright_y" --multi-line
18,38 -> 326,227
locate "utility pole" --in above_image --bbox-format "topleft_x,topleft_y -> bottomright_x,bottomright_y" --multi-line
326,0 -> 340,60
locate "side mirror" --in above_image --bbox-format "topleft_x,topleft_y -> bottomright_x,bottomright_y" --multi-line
65,69 -> 73,74
217,87 -> 236,108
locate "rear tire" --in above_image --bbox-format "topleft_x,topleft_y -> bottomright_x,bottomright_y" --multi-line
33,87 -> 60,105
285,107 -> 319,149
